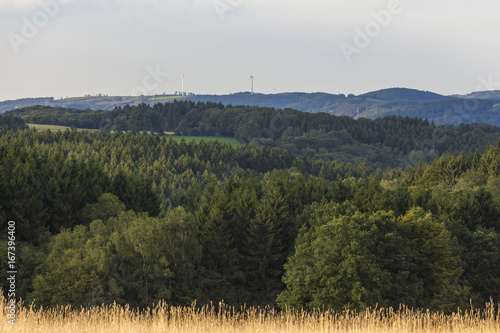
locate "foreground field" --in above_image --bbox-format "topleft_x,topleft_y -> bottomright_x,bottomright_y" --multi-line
2,297 -> 499,333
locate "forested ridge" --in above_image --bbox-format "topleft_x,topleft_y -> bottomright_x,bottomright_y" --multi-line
3,88 -> 500,126
1,123 -> 500,312
7,101 -> 500,169
0,114 -> 27,131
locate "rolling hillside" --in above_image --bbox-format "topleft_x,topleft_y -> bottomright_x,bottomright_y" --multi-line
2,88 -> 500,126
6,101 -> 500,170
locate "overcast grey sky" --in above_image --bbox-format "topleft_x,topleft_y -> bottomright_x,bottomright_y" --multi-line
1,0 -> 499,101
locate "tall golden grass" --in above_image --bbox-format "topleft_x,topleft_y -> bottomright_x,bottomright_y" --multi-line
1,293 -> 499,332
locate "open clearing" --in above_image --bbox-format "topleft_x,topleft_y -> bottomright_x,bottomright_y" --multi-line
150,96 -> 182,101
27,124 -> 240,147
27,123 -> 87,131
163,135 -> 241,147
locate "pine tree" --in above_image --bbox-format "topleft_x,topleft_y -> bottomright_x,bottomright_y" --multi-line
195,186 -> 240,302
244,181 -> 290,306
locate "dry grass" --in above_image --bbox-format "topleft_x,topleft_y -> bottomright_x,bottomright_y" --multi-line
1,295 -> 499,333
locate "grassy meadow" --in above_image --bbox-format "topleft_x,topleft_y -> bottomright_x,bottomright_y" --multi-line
163,135 -> 241,147
27,124 -> 240,147
27,123 -> 76,131
2,295 -> 499,333
27,123 -> 101,132
149,96 -> 182,101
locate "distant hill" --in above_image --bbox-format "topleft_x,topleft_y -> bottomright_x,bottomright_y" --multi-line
0,97 -> 54,113
358,88 -> 452,102
453,90 -> 500,100
0,95 -> 185,114
187,92 -> 346,113
187,89 -> 500,126
2,88 -> 500,126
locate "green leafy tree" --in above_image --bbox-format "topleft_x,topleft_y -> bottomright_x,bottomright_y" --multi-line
30,223 -> 113,307
30,211 -> 175,308
108,211 -> 173,307
161,207 -> 202,305
278,208 -> 462,311
397,208 -> 464,310
82,193 -> 126,223
463,227 -> 500,307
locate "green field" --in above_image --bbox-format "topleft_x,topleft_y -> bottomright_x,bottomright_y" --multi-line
27,124 -> 240,147
163,135 -> 241,147
149,96 -> 182,101
27,123 -> 96,132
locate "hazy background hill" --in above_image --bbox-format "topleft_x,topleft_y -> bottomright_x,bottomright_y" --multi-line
1,88 -> 500,126
187,88 -> 500,125
0,95 -> 180,114
453,90 -> 500,100
186,88 -> 454,114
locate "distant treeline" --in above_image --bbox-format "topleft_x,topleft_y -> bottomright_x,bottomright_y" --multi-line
0,114 -> 27,130
6,101 -> 500,169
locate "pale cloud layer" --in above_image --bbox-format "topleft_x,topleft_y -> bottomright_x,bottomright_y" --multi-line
0,0 -> 45,9
1,0 -> 499,101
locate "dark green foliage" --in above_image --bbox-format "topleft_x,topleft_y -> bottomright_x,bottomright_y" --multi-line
4,106 -> 106,129
278,208 -> 462,311
7,101 -> 500,170
161,207 -> 202,306
463,228 -> 500,306
452,188 -> 500,231
0,114 -> 27,130
244,175 -> 292,307
197,187 -> 244,305
82,193 -> 126,223
1,124 -> 500,311
122,174 -> 162,217
0,134 -> 159,243
29,212 -> 176,308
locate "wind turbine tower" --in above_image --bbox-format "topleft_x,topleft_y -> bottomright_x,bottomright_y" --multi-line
181,74 -> 185,96
250,74 -> 254,95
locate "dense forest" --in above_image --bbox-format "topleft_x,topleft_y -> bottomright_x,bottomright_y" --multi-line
1,122 -> 499,312
3,88 -> 500,126
0,114 -> 28,131
6,101 -> 500,169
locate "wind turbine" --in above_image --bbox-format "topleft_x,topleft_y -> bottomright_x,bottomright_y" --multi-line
249,74 -> 254,95
181,74 -> 185,96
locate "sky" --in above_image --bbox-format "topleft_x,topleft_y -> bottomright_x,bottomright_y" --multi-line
1,0 -> 499,101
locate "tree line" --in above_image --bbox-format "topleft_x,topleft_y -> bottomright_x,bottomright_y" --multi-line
6,101 -> 500,169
